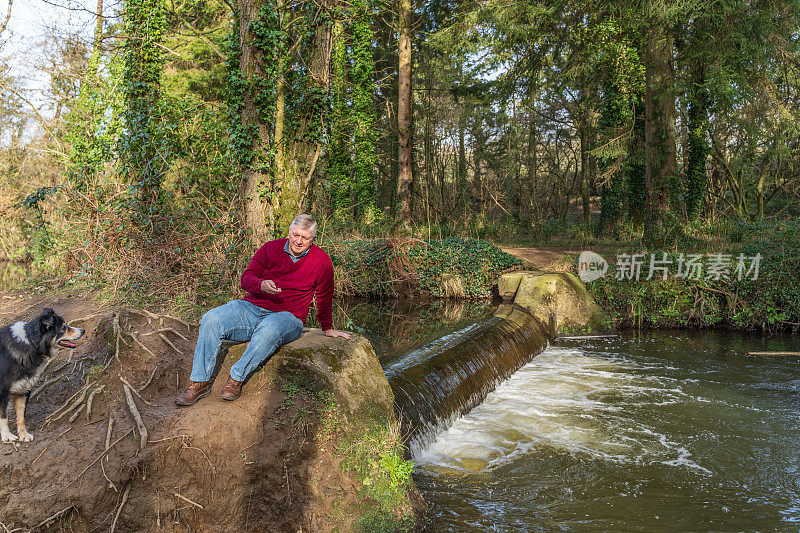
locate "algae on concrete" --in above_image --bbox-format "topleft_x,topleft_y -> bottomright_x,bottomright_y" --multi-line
276,330 -> 420,531
499,271 -> 606,336
278,332 -> 394,424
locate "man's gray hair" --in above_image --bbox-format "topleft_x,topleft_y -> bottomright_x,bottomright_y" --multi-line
289,214 -> 318,237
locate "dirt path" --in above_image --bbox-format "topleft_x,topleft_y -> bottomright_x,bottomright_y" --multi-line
497,245 -> 619,272
0,289 -> 109,323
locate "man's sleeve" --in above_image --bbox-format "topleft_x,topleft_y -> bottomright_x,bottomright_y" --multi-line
241,244 -> 270,294
315,259 -> 335,331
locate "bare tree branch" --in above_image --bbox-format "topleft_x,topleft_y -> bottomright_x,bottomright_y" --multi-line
0,0 -> 12,39
0,80 -> 63,151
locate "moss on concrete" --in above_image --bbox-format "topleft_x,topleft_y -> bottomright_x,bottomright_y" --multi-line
497,270 -> 540,301
274,330 -> 423,531
499,271 -> 606,336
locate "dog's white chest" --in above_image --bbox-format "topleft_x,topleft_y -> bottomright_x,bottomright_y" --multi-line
10,365 -> 47,394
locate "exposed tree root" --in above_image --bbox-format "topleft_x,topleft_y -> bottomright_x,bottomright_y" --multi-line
173,492 -> 204,510
43,382 -> 95,427
85,384 -> 105,420
120,376 -> 153,406
123,384 -> 148,450
68,428 -> 134,488
109,485 -> 130,533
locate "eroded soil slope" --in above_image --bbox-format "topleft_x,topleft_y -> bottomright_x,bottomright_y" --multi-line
0,291 -> 373,532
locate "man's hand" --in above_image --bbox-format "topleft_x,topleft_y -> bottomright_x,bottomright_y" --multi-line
324,329 -> 351,340
260,279 -> 282,294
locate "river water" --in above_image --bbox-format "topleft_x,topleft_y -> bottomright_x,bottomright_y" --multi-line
345,300 -> 800,532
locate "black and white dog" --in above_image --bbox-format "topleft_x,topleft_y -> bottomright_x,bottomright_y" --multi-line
0,308 -> 84,443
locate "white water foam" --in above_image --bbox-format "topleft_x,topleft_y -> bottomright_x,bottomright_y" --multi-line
414,347 -> 712,475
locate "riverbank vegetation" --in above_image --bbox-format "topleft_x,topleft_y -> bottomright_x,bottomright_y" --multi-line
586,219 -> 800,332
0,0 -> 798,330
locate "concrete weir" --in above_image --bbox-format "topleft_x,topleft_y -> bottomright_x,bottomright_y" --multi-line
388,271 -> 605,457
499,270 -> 605,336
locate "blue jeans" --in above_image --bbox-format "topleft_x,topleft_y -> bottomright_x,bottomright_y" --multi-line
189,299 -> 304,382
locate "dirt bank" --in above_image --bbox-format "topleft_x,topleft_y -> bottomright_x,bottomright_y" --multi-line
0,291 -> 422,532
496,244 -> 621,272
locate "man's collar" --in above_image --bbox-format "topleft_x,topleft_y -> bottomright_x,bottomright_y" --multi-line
284,238 -> 311,262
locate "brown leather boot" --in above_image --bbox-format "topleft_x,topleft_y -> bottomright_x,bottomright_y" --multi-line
175,381 -> 211,406
220,376 -> 243,401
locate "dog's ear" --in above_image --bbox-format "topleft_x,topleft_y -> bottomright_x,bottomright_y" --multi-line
40,308 -> 57,330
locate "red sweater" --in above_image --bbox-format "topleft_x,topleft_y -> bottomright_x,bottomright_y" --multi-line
241,239 -> 335,330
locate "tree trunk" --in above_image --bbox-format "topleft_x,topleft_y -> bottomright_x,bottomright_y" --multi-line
578,73 -> 591,228
239,0 -> 271,245
757,169 -> 766,219
424,53 -> 433,216
527,83 -> 538,220
396,0 -> 413,225
95,0 -> 104,45
274,0 -> 286,200
472,117 -> 485,223
296,0 -> 333,216
685,54 -> 708,220
579,116 -> 590,228
643,25 -> 677,244
122,0 -> 166,210
238,0 -> 332,243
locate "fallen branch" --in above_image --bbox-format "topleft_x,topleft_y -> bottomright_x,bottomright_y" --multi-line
123,384 -> 148,450
110,485 -> 130,533
173,492 -> 205,510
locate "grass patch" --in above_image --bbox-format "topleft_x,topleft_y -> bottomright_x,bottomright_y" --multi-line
316,391 -> 417,532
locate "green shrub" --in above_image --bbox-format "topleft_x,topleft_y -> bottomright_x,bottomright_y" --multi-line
324,237 -> 522,298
